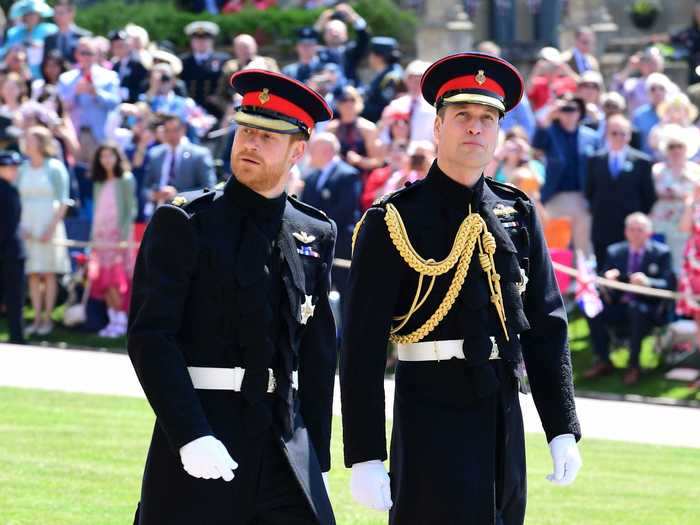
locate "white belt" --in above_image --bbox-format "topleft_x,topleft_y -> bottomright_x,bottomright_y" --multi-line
187,367 -> 299,392
397,338 -> 501,362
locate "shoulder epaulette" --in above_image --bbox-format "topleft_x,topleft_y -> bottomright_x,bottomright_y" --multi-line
484,177 -> 530,201
171,187 -> 220,216
288,194 -> 332,224
371,179 -> 425,208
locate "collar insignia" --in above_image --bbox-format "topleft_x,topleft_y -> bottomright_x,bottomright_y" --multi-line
293,231 -> 316,244
172,196 -> 188,207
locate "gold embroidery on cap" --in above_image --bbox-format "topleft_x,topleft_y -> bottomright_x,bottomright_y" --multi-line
259,88 -> 270,104
476,70 -> 486,85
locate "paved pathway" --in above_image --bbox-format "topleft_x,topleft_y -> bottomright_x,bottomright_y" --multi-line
1,343 -> 698,449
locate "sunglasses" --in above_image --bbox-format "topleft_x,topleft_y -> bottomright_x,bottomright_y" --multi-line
649,85 -> 666,92
579,82 -> 600,89
667,143 -> 685,150
77,50 -> 95,56
608,130 -> 628,137
560,106 -> 580,113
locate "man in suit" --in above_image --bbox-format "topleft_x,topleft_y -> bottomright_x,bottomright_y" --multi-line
315,3 -> 370,87
585,114 -> 657,267
216,34 -> 280,116
43,0 -> 91,64
0,151 -> 26,345
561,27 -> 600,75
142,114 -> 216,218
179,21 -> 230,121
301,132 -> 361,306
584,213 -> 675,385
109,29 -> 149,104
532,93 -> 599,257
129,69 -> 337,525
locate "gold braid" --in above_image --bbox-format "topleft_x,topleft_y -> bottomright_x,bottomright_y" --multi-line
351,202 -> 509,344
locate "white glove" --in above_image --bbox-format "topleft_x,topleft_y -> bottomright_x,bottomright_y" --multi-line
547,433 -> 582,486
179,435 -> 238,481
350,460 -> 392,511
322,471 -> 330,496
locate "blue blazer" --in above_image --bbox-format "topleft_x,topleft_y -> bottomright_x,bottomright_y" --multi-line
533,122 -> 598,203
301,159 -> 361,259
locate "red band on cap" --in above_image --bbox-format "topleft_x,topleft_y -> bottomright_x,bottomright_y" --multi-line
436,74 -> 505,103
242,91 -> 314,130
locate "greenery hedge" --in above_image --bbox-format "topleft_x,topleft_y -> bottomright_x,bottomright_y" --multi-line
72,0 -> 417,61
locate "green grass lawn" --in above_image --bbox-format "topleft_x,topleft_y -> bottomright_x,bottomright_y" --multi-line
0,387 -> 699,525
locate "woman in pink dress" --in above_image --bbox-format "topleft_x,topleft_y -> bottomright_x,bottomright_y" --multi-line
88,143 -> 136,338
677,182 -> 700,388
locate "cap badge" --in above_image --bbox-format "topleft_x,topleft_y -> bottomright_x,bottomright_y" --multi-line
293,231 -> 316,244
476,70 -> 486,85
259,88 -> 270,105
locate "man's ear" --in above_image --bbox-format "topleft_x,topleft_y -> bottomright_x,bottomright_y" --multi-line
433,115 -> 441,146
290,138 -> 307,165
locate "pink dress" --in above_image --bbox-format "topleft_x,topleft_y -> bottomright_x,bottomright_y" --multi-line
88,179 -> 131,310
677,204 -> 700,316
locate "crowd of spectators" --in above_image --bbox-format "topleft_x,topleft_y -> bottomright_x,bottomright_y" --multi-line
1,0 -> 700,388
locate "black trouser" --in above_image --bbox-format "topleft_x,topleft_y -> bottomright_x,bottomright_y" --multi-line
587,301 -> 655,369
0,258 -> 25,344
249,430 -> 317,525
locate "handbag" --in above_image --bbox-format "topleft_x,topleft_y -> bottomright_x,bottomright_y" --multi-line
63,280 -> 91,327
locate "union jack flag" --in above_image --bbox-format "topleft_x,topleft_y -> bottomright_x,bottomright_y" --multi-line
574,250 -> 603,318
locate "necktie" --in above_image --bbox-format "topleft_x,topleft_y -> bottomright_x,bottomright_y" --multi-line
408,97 -> 418,127
610,154 -> 620,178
167,149 -> 177,186
623,250 -> 642,302
57,33 -> 66,58
629,250 -> 641,274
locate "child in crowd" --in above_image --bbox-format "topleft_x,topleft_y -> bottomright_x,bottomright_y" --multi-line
88,143 -> 136,338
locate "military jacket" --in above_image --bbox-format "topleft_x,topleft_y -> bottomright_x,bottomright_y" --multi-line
341,161 -> 581,467
128,176 -> 337,524
179,51 -> 231,119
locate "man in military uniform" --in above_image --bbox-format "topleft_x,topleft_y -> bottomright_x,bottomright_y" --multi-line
128,69 -> 337,525
361,37 -> 403,123
0,150 -> 25,345
282,27 -> 324,85
341,53 -> 582,524
179,21 -> 230,121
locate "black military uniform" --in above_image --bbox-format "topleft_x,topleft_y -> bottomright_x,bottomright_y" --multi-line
341,53 -> 581,525
129,70 -> 337,525
361,37 -> 403,123
179,21 -> 231,121
0,151 -> 25,344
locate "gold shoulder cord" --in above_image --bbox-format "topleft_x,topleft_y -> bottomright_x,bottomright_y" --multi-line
352,203 -> 509,344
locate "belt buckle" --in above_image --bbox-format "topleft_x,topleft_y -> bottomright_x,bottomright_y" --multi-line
267,368 -> 277,393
